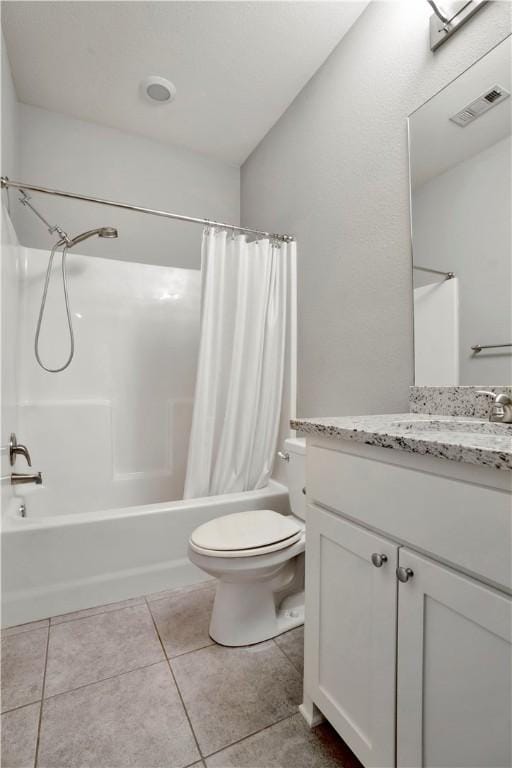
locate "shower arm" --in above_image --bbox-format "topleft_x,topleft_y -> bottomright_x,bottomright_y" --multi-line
18,188 -> 71,244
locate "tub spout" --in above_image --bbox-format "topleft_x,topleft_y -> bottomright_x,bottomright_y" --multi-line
11,472 -> 43,486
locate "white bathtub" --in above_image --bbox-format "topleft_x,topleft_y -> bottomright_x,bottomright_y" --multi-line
1,481 -> 290,627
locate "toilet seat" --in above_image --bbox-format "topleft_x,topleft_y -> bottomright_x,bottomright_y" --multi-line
189,509 -> 304,558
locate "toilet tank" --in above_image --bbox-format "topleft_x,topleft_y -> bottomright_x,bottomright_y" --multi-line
284,437 -> 306,521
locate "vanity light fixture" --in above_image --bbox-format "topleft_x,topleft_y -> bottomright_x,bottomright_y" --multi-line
427,1 -> 489,51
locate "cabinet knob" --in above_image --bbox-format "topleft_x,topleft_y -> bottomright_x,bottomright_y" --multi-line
396,566 -> 414,583
371,553 -> 388,568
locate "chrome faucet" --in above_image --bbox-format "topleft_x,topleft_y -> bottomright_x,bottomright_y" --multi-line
477,391 -> 512,424
11,472 -> 43,486
9,433 -> 32,466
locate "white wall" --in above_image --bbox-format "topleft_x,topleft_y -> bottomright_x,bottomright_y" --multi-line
1,33 -> 19,180
412,137 -> 512,384
241,1 -> 512,417
18,246 -> 200,515
12,104 -> 240,269
1,39 -> 21,506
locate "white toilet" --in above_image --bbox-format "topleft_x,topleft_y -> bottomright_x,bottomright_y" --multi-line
188,437 -> 306,646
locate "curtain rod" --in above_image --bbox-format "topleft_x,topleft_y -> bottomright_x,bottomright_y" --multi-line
0,177 -> 295,243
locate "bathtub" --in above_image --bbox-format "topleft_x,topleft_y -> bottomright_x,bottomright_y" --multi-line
1,481 -> 290,627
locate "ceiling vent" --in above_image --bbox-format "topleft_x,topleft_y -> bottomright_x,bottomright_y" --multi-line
450,84 -> 510,126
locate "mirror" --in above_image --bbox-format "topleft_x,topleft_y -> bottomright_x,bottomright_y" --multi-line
409,36 -> 511,386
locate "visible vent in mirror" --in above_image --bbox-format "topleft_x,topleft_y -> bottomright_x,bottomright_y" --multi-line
484,88 -> 502,103
450,85 -> 510,127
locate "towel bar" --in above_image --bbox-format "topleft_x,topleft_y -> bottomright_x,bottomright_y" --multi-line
471,343 -> 512,354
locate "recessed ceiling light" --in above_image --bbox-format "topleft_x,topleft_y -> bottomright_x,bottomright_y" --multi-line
141,76 -> 176,104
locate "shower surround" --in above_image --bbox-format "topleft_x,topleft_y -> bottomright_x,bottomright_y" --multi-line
18,246 -> 201,515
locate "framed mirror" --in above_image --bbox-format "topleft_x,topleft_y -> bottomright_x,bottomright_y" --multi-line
408,35 -> 511,386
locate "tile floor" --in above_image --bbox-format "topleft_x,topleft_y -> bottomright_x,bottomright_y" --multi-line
1,582 -> 362,768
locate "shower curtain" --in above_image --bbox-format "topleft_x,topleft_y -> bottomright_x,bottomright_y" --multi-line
184,228 -> 292,498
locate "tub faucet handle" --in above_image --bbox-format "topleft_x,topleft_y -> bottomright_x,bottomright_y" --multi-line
9,433 -> 32,467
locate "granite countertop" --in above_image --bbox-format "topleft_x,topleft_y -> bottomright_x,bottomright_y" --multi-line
291,412 -> 512,471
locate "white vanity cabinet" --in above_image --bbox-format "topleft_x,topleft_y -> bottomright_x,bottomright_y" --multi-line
302,437 -> 512,768
303,505 -> 398,767
396,548 -> 511,768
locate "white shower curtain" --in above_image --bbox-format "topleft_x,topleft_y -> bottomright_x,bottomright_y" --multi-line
184,228 -> 292,498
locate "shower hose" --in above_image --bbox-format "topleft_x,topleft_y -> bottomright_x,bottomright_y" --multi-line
34,240 -> 75,373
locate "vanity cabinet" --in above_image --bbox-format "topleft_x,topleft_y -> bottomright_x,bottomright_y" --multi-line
302,438 -> 512,768
396,548 -> 511,768
304,506 -> 398,768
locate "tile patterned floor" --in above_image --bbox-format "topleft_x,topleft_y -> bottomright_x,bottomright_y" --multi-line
1,582 -> 362,768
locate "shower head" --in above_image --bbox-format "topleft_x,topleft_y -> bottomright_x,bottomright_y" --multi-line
68,227 -> 119,247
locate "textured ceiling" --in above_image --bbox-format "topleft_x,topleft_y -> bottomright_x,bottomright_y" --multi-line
2,1 -> 368,165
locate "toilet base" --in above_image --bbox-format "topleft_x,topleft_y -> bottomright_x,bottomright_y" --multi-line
188,534 -> 306,647
210,582 -> 304,646
275,591 -> 305,634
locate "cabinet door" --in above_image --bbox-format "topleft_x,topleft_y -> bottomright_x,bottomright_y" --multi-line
397,549 -> 512,768
304,505 -> 398,768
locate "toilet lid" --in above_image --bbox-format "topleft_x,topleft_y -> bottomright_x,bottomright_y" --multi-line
190,509 -> 303,554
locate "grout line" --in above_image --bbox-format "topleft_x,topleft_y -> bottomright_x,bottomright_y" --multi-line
1,699 -> 43,717
41,659 -> 165,702
49,599 -> 147,627
167,641 -> 215,661
145,581 -> 215,605
167,662 -> 204,759
144,596 -> 215,661
144,624 -> 215,662
146,586 -> 216,608
1,622 -> 50,638
146,598 -> 205,760
272,636 -> 304,675
33,621 -> 50,768
202,711 -> 300,760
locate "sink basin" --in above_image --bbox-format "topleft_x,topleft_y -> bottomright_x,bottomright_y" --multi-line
389,419 -> 511,436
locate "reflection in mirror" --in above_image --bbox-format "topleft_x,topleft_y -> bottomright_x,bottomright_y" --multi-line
409,36 -> 511,386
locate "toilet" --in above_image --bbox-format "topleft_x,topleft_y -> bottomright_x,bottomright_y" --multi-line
188,437 -> 306,647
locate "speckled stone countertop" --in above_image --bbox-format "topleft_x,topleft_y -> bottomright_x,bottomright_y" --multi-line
410,386 -> 512,418
291,413 -> 512,471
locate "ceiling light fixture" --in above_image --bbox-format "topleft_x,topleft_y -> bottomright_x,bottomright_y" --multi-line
141,76 -> 176,104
